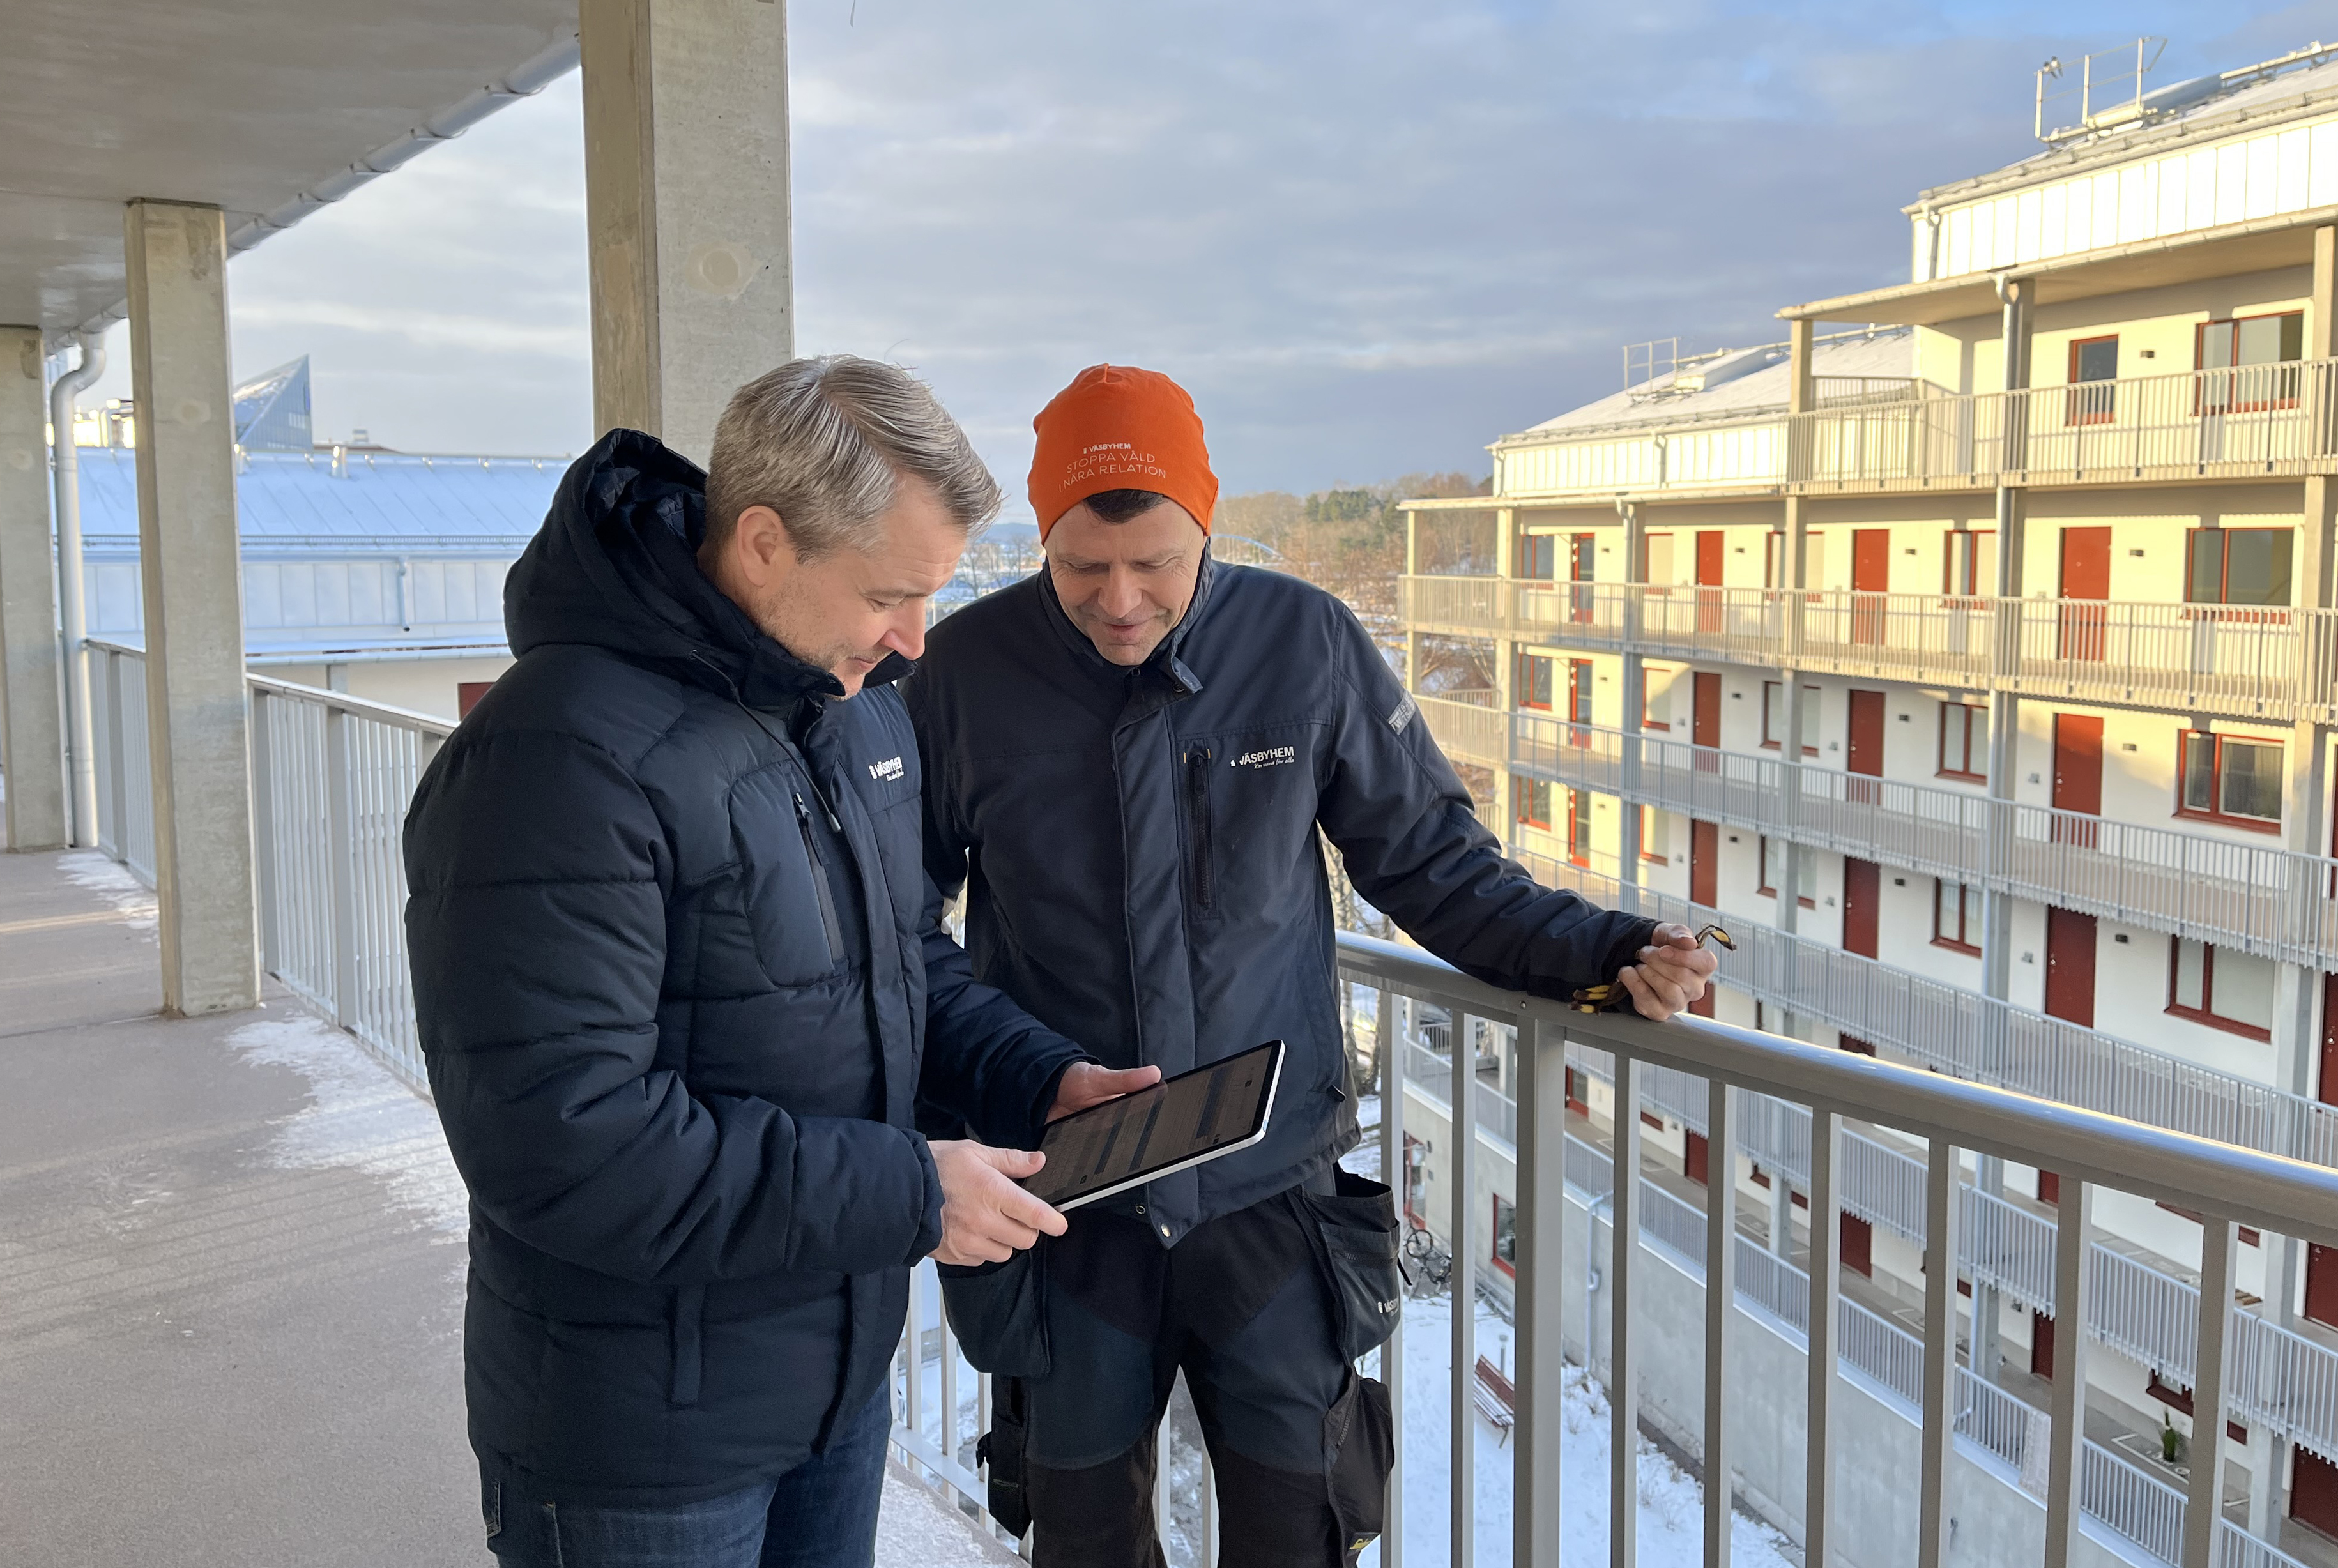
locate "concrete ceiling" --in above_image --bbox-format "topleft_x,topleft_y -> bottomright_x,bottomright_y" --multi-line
0,0 -> 578,340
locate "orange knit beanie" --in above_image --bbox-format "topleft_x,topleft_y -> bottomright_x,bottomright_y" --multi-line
1028,365 -> 1218,539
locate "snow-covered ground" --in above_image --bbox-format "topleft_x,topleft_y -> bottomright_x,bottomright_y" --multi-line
1371,1291 -> 1794,1568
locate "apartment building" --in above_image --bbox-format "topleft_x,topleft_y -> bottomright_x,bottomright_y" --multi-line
1395,42 -> 2338,1564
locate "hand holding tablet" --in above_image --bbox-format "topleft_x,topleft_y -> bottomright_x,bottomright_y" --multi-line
1024,1041 -> 1286,1211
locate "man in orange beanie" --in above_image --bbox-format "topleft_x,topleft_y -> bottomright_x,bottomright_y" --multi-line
906,365 -> 1716,1565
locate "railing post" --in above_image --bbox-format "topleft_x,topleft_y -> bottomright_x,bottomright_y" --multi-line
1377,985 -> 1404,1568
325,704 -> 358,1028
1449,1010 -> 1477,1568
1917,1139 -> 1962,1568
1610,1049 -> 1641,1568
1515,1017 -> 1566,1566
1806,1108 -> 1840,1568
248,689 -> 279,977
2182,1219 -> 2239,1568
103,648 -> 126,857
1704,1076 -> 1737,1568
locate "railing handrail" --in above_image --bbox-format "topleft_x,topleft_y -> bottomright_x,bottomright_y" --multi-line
244,671 -> 458,739
1337,931 -> 2338,1247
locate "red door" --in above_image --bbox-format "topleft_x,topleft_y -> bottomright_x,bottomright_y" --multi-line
1841,1212 -> 1873,1277
1847,689 -> 1886,805
2052,713 -> 2104,847
2321,970 -> 2338,1105
1696,531 -> 1725,634
2297,1449 -> 2338,1541
1852,529 -> 1890,645
1685,1129 -> 1709,1185
1689,819 -> 1718,906
1842,858 -> 1880,958
2031,1309 -> 2055,1380
2058,527 -> 2111,661
1692,670 -> 1721,777
2307,1240 -> 2338,1328
2045,907 -> 2097,1028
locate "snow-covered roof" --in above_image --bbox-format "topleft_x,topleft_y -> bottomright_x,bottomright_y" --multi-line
75,445 -> 562,555
1505,330 -> 1916,445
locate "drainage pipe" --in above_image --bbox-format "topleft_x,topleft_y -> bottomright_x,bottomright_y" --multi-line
49,331 -> 105,846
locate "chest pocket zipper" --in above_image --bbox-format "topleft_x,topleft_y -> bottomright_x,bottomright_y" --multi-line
793,790 -> 847,963
1184,745 -> 1215,912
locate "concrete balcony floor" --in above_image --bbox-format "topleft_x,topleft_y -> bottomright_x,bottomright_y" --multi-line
0,840 -> 1013,1568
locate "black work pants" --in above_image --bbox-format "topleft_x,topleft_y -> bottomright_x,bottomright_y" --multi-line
1021,1183 -> 1351,1568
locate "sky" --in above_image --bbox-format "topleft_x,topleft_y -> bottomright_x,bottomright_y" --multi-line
70,1 -> 2332,521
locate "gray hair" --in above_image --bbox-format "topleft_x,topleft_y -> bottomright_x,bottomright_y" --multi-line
704,356 -> 1001,559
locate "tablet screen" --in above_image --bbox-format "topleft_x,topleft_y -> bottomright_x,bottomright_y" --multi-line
1025,1041 -> 1285,1210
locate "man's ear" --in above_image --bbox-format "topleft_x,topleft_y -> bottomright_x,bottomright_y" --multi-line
731,505 -> 791,586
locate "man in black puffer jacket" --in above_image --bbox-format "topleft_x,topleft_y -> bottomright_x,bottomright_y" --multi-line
908,365 -> 1718,1565
405,358 -> 1153,1567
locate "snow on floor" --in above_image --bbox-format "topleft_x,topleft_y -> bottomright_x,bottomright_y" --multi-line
57,848 -> 158,930
1377,1292 -> 1795,1568
227,1010 -> 470,1240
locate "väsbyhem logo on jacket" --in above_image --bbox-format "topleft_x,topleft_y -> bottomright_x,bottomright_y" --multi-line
1232,745 -> 1296,770
868,756 -> 905,782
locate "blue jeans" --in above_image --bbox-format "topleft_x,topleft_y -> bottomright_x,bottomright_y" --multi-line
479,1389 -> 892,1567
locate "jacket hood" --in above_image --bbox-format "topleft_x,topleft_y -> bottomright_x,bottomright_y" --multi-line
505,429 -> 905,707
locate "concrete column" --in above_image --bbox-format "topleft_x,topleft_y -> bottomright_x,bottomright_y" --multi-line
125,199 -> 259,1016
1981,278 -> 2033,1007
581,0 -> 794,465
1616,499 -> 1645,912
0,326 -> 67,851
1492,506 -> 1517,840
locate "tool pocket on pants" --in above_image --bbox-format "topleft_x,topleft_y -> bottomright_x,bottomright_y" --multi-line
939,1245 -> 1052,1378
1301,1169 -> 1403,1361
1324,1368 -> 1394,1565
975,1376 -> 1035,1539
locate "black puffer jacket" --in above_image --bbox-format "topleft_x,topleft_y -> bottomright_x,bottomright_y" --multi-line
404,430 -> 1087,1503
907,555 -> 1658,1245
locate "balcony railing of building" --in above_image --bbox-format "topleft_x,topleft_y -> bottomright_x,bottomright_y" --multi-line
1426,701 -> 2338,975
1492,356 -> 2338,501
74,639 -> 2338,1568
1401,577 -> 2338,731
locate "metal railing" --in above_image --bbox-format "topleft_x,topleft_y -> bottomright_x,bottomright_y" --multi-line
1492,354 -> 2338,502
1337,931 -> 2337,1568
86,641 -> 450,1091
1402,577 -> 2338,730
1438,702 -> 2338,971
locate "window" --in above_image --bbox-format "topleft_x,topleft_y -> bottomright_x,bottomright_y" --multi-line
2065,335 -> 2118,424
1943,530 -> 1996,597
1515,777 -> 1553,830
2197,311 -> 2305,413
1517,651 -> 1554,711
1759,837 -> 1816,905
2169,938 -> 2277,1039
1565,788 -> 1593,865
1642,666 -> 1672,731
1934,879 -> 1983,954
1642,531 -> 1674,588
2186,528 -> 2293,607
2178,731 -> 2283,828
1762,681 -> 1820,754
1492,1194 -> 1517,1276
1939,702 -> 1986,780
1639,805 -> 1670,864
1518,532 -> 1555,581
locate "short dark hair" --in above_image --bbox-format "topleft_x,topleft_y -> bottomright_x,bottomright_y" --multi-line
1080,488 -> 1171,524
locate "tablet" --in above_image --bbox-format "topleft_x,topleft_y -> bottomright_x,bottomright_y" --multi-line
1025,1041 -> 1286,1212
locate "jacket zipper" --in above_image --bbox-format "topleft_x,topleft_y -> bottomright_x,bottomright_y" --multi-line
793,791 -> 847,963
1184,745 -> 1215,911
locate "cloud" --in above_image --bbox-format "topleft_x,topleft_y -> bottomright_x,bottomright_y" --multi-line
63,1 -> 2316,493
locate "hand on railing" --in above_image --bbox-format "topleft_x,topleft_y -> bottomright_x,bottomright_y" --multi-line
1571,923 -> 1732,1019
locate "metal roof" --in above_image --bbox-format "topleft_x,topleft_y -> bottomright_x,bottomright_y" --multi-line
1508,331 -> 1916,445
72,446 -> 560,554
